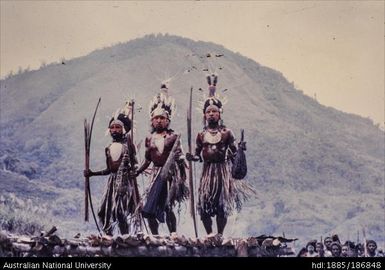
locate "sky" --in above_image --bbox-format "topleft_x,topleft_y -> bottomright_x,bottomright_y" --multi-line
1,1 -> 384,127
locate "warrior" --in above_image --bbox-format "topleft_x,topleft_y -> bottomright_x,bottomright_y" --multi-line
84,107 -> 140,235
186,74 -> 253,237
136,84 -> 189,235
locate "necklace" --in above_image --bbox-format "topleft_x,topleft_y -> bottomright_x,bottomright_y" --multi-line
204,129 -> 222,144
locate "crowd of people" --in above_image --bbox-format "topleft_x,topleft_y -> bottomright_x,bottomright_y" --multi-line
297,235 -> 383,257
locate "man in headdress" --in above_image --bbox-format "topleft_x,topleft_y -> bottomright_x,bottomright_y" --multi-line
186,75 -> 253,237
136,84 -> 189,235
84,111 -> 140,235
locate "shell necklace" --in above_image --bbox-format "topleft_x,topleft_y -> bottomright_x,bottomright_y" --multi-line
204,129 -> 222,144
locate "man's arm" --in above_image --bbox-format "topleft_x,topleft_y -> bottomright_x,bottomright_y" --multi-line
127,134 -> 138,167
136,159 -> 151,176
136,137 -> 152,176
83,147 -> 111,177
186,133 -> 203,162
228,130 -> 237,157
175,140 -> 187,180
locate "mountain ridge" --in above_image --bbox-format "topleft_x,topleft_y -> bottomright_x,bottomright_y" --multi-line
0,34 -> 383,246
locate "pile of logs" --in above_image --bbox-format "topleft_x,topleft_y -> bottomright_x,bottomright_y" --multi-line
0,226 -> 297,257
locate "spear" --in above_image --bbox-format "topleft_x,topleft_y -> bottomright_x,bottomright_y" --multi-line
130,100 -> 142,206
187,86 -> 198,238
129,99 -> 147,233
362,227 -> 368,257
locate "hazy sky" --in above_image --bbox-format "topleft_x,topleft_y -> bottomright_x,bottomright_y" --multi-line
1,1 -> 384,127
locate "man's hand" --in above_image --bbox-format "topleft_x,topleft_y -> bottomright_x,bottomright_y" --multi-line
238,141 -> 246,151
83,169 -> 94,177
123,153 -> 129,167
175,148 -> 182,159
129,170 -> 138,178
186,153 -> 201,162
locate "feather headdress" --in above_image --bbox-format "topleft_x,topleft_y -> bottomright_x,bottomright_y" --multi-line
105,98 -> 133,136
198,74 -> 227,114
148,83 -> 176,120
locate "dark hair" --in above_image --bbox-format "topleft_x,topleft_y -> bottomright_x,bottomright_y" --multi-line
203,98 -> 222,113
344,241 -> 356,249
150,124 -> 173,134
332,234 -> 341,244
109,113 -> 131,133
296,247 -> 307,257
331,242 -> 342,251
366,240 -> 377,248
306,240 -> 317,250
324,237 -> 332,243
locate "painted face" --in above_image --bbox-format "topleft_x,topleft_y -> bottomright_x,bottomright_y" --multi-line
152,115 -> 169,132
205,106 -> 220,124
110,124 -> 123,140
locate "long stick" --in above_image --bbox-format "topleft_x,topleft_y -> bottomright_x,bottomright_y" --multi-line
88,98 -> 101,150
129,99 -> 147,233
362,227 -> 368,257
87,98 -> 102,235
130,99 -> 141,206
187,86 -> 198,238
84,98 -> 102,236
84,119 -> 89,221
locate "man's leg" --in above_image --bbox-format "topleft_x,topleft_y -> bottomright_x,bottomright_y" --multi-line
216,207 -> 227,235
201,212 -> 213,235
216,214 -> 227,235
147,218 -> 159,235
165,207 -> 177,233
118,221 -> 129,235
